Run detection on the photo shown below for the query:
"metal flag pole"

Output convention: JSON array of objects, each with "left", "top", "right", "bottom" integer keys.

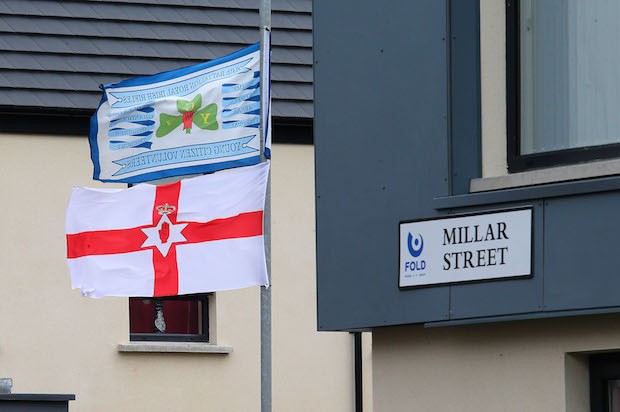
[{"left": 259, "top": 1, "right": 272, "bottom": 411}]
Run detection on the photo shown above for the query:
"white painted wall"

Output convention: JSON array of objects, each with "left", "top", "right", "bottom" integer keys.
[{"left": 0, "top": 134, "right": 359, "bottom": 411}]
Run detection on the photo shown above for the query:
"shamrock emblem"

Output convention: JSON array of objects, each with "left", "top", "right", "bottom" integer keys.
[{"left": 156, "top": 94, "right": 218, "bottom": 137}]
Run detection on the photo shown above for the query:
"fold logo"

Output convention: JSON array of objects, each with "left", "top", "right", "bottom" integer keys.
[
  {"left": 407, "top": 233, "right": 424, "bottom": 258},
  {"left": 404, "top": 233, "right": 426, "bottom": 273}
]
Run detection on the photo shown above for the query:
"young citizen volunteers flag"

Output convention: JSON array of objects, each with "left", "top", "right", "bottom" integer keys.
[
  {"left": 90, "top": 42, "right": 271, "bottom": 184},
  {"left": 66, "top": 162, "right": 269, "bottom": 298}
]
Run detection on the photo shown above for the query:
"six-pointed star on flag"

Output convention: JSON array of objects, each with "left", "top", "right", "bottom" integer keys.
[{"left": 141, "top": 213, "right": 188, "bottom": 257}]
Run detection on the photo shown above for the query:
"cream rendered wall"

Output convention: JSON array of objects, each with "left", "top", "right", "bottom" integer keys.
[
  {"left": 271, "top": 144, "right": 357, "bottom": 412},
  {"left": 480, "top": 0, "right": 508, "bottom": 178},
  {"left": 373, "top": 314, "right": 620, "bottom": 412},
  {"left": 0, "top": 134, "right": 354, "bottom": 411}
]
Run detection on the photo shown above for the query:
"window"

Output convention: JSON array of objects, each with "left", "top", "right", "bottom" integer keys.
[
  {"left": 124, "top": 179, "right": 210, "bottom": 343},
  {"left": 590, "top": 353, "right": 620, "bottom": 412},
  {"left": 507, "top": 0, "right": 620, "bottom": 172},
  {"left": 129, "top": 294, "right": 209, "bottom": 342}
]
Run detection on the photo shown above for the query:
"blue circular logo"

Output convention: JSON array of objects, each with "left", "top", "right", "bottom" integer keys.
[{"left": 407, "top": 233, "right": 424, "bottom": 258}]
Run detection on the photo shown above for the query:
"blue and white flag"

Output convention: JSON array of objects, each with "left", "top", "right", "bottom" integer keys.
[{"left": 89, "top": 42, "right": 271, "bottom": 183}]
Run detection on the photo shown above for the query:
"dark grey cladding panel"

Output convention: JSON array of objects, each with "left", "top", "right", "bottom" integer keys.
[
  {"left": 543, "top": 192, "right": 620, "bottom": 311},
  {"left": 315, "top": 0, "right": 450, "bottom": 330},
  {"left": 0, "top": 0, "right": 313, "bottom": 118}
]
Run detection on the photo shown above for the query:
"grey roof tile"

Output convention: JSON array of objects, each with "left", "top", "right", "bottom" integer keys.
[
  {"left": 0, "top": 17, "right": 12, "bottom": 32},
  {"left": 272, "top": 29, "right": 312, "bottom": 47},
  {"left": 0, "top": 88, "right": 45, "bottom": 107},
  {"left": 36, "top": 54, "right": 103, "bottom": 72},
  {"left": 37, "top": 90, "right": 78, "bottom": 107},
  {"left": 0, "top": 72, "right": 13, "bottom": 87},
  {"left": 59, "top": 39, "right": 97, "bottom": 55},
  {"left": 0, "top": 53, "right": 43, "bottom": 70},
  {"left": 122, "top": 58, "right": 170, "bottom": 74},
  {"left": 92, "top": 21, "right": 130, "bottom": 38},
  {"left": 285, "top": 47, "right": 313, "bottom": 64},
  {"left": 121, "top": 22, "right": 164, "bottom": 40},
  {"left": 146, "top": 7, "right": 191, "bottom": 24},
  {"left": 271, "top": 100, "right": 313, "bottom": 117},
  {"left": 42, "top": 2, "right": 85, "bottom": 18},
  {"left": 71, "top": 20, "right": 106, "bottom": 37},
  {"left": 0, "top": 93, "right": 16, "bottom": 106},
  {"left": 272, "top": 83, "right": 313, "bottom": 100},
  {"left": 35, "top": 72, "right": 77, "bottom": 89},
  {"left": 272, "top": 0, "right": 311, "bottom": 12},
  {"left": 57, "top": 73, "right": 100, "bottom": 91},
  {"left": 176, "top": 43, "right": 243, "bottom": 60},
  {"left": 0, "top": 54, "right": 13, "bottom": 69},
  {"left": 98, "top": 3, "right": 130, "bottom": 20},
  {"left": 52, "top": 0, "right": 311, "bottom": 13},
  {"left": 215, "top": 9, "right": 256, "bottom": 26},
  {"left": 269, "top": 15, "right": 311, "bottom": 31},
  {"left": 272, "top": 65, "right": 310, "bottom": 82},
  {"left": 1, "top": 71, "right": 45, "bottom": 89},
  {"left": 283, "top": 30, "right": 312, "bottom": 47},
  {"left": 177, "top": 8, "right": 232, "bottom": 26},
  {"left": 145, "top": 41, "right": 191, "bottom": 59},
  {"left": 2, "top": 1, "right": 309, "bottom": 28},
  {"left": 0, "top": 0, "right": 313, "bottom": 118},
  {"left": 61, "top": 2, "right": 100, "bottom": 19},
  {"left": 4, "top": 0, "right": 39, "bottom": 15},
  {"left": 272, "top": 47, "right": 312, "bottom": 65},
  {"left": 1, "top": 34, "right": 44, "bottom": 52}
]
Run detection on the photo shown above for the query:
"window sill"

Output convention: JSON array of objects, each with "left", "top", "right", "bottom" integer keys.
[
  {"left": 470, "top": 157, "right": 620, "bottom": 192},
  {"left": 434, "top": 173, "right": 620, "bottom": 210},
  {"left": 117, "top": 342, "right": 233, "bottom": 354}
]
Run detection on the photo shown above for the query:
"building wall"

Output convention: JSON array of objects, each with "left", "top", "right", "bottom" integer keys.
[
  {"left": 372, "top": 315, "right": 620, "bottom": 412},
  {"left": 271, "top": 144, "right": 362, "bottom": 411},
  {"left": 0, "top": 135, "right": 356, "bottom": 411},
  {"left": 368, "top": 1, "right": 616, "bottom": 411},
  {"left": 312, "top": 0, "right": 620, "bottom": 411}
]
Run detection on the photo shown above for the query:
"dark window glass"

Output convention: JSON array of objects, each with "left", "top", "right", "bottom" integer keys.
[
  {"left": 129, "top": 295, "right": 209, "bottom": 342},
  {"left": 590, "top": 353, "right": 620, "bottom": 412}
]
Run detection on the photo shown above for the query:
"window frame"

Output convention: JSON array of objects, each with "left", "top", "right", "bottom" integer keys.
[
  {"left": 129, "top": 294, "right": 210, "bottom": 343},
  {"left": 590, "top": 353, "right": 620, "bottom": 412},
  {"left": 506, "top": 0, "right": 620, "bottom": 173}
]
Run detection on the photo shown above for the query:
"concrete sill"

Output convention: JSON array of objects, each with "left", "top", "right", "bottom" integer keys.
[
  {"left": 470, "top": 157, "right": 620, "bottom": 192},
  {"left": 118, "top": 342, "right": 233, "bottom": 354}
]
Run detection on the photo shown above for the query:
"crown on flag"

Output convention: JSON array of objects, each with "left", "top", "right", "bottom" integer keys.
[{"left": 156, "top": 203, "right": 176, "bottom": 215}]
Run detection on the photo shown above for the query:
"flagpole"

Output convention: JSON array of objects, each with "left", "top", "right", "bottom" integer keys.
[{"left": 259, "top": 1, "right": 272, "bottom": 412}]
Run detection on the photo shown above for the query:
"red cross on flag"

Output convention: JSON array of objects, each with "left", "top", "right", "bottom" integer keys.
[{"left": 66, "top": 162, "right": 269, "bottom": 298}]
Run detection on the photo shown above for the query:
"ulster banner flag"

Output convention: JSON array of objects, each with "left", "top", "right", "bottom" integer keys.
[{"left": 66, "top": 162, "right": 269, "bottom": 298}]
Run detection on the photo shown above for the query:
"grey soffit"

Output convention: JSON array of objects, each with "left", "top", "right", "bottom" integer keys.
[{"left": 0, "top": 0, "right": 313, "bottom": 118}]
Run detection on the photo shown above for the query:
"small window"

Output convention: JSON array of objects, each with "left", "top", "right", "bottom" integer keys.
[
  {"left": 590, "top": 353, "right": 620, "bottom": 412},
  {"left": 507, "top": 0, "right": 620, "bottom": 172},
  {"left": 129, "top": 294, "right": 209, "bottom": 342}
]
